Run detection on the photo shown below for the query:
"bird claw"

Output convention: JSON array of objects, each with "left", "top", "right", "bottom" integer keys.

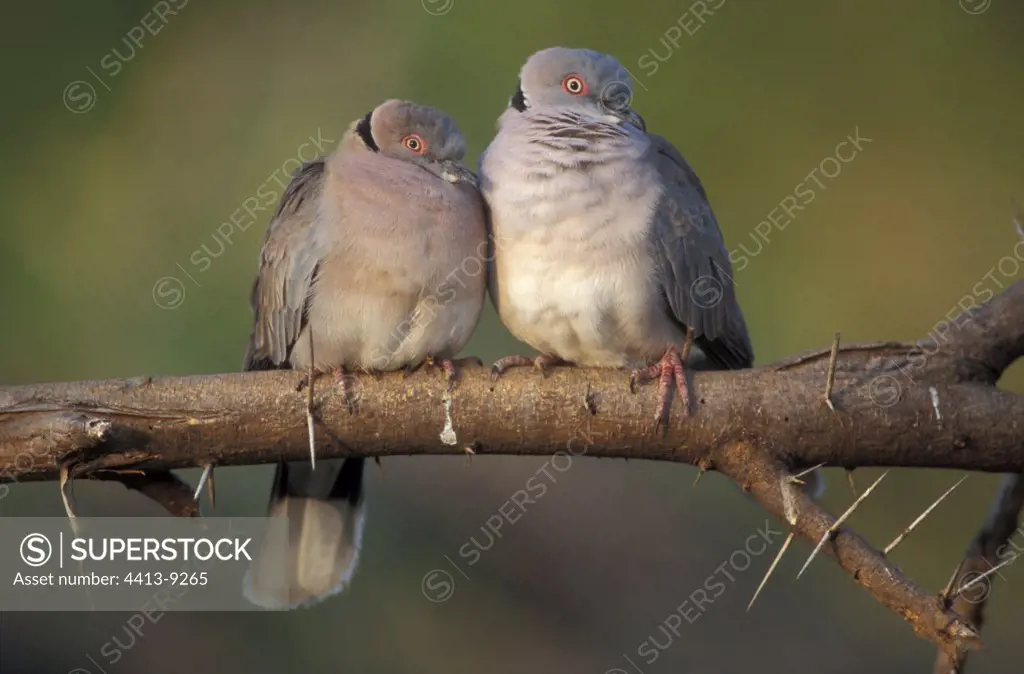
[
  {"left": 490, "top": 355, "right": 563, "bottom": 381},
  {"left": 333, "top": 369, "right": 359, "bottom": 414},
  {"left": 631, "top": 346, "right": 690, "bottom": 432},
  {"left": 628, "top": 363, "right": 660, "bottom": 394},
  {"left": 415, "top": 356, "right": 481, "bottom": 392}
]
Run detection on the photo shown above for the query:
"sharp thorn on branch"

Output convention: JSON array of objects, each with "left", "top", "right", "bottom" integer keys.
[
  {"left": 193, "top": 463, "right": 215, "bottom": 508},
  {"left": 748, "top": 530, "right": 794, "bottom": 611},
  {"left": 59, "top": 462, "right": 82, "bottom": 537},
  {"left": 940, "top": 558, "right": 967, "bottom": 605},
  {"left": 948, "top": 553, "right": 1019, "bottom": 603},
  {"left": 790, "top": 462, "right": 826, "bottom": 484},
  {"left": 693, "top": 457, "right": 711, "bottom": 487},
  {"left": 797, "top": 470, "right": 890, "bottom": 579},
  {"left": 883, "top": 474, "right": 968, "bottom": 555},
  {"left": 824, "top": 331, "right": 840, "bottom": 412}
]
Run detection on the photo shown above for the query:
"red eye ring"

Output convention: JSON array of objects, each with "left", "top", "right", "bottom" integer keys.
[
  {"left": 402, "top": 133, "right": 427, "bottom": 155},
  {"left": 562, "top": 74, "right": 588, "bottom": 96}
]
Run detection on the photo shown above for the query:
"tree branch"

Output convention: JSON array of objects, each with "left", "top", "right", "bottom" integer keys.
[
  {"left": 933, "top": 474, "right": 1024, "bottom": 674},
  {"left": 2, "top": 282, "right": 1021, "bottom": 480},
  {"left": 713, "top": 441, "right": 980, "bottom": 654},
  {"left": 0, "top": 282, "right": 1021, "bottom": 656}
]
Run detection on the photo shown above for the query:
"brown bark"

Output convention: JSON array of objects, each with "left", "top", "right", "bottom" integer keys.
[
  {"left": 933, "top": 474, "right": 1024, "bottom": 673},
  {"left": 0, "top": 281, "right": 1022, "bottom": 658}
]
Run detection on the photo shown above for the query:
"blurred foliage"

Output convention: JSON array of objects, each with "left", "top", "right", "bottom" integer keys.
[{"left": 2, "top": 0, "right": 1024, "bottom": 672}]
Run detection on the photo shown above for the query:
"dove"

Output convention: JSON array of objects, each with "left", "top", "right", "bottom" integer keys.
[
  {"left": 480, "top": 47, "right": 754, "bottom": 431},
  {"left": 240, "top": 99, "right": 487, "bottom": 609}
]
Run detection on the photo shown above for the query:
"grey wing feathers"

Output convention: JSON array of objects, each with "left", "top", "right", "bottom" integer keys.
[
  {"left": 647, "top": 135, "right": 753, "bottom": 369},
  {"left": 243, "top": 159, "right": 327, "bottom": 371}
]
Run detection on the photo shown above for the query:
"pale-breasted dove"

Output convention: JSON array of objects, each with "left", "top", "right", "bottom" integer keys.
[
  {"left": 240, "top": 99, "right": 487, "bottom": 609},
  {"left": 480, "top": 47, "right": 754, "bottom": 425},
  {"left": 482, "top": 47, "right": 825, "bottom": 496}
]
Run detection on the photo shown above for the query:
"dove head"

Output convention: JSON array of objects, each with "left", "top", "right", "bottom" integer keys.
[
  {"left": 511, "top": 47, "right": 644, "bottom": 130},
  {"left": 356, "top": 99, "right": 467, "bottom": 163},
  {"left": 354, "top": 99, "right": 475, "bottom": 185}
]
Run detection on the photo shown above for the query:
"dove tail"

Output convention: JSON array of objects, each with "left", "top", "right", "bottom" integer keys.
[{"left": 243, "top": 458, "right": 365, "bottom": 609}]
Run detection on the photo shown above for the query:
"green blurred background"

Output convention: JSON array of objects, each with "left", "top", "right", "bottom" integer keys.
[{"left": 2, "top": 0, "right": 1024, "bottom": 671}]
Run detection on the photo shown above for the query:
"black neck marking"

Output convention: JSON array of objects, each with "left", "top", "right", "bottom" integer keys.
[
  {"left": 355, "top": 111, "right": 379, "bottom": 151},
  {"left": 510, "top": 82, "right": 527, "bottom": 112}
]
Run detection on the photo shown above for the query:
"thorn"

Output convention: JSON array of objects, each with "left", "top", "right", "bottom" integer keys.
[
  {"left": 193, "top": 463, "right": 216, "bottom": 508},
  {"left": 947, "top": 620, "right": 981, "bottom": 642},
  {"left": 824, "top": 331, "right": 840, "bottom": 411},
  {"left": 940, "top": 558, "right": 967, "bottom": 604},
  {"left": 748, "top": 531, "right": 794, "bottom": 611},
  {"left": 693, "top": 457, "right": 711, "bottom": 487},
  {"left": 797, "top": 470, "right": 889, "bottom": 579},
  {"left": 790, "top": 462, "right": 825, "bottom": 485},
  {"left": 949, "top": 553, "right": 1018, "bottom": 602},
  {"left": 374, "top": 456, "right": 384, "bottom": 477},
  {"left": 306, "top": 408, "right": 316, "bottom": 470},
  {"left": 59, "top": 463, "right": 82, "bottom": 537},
  {"left": 846, "top": 469, "right": 858, "bottom": 496},
  {"left": 883, "top": 475, "right": 968, "bottom": 555}
]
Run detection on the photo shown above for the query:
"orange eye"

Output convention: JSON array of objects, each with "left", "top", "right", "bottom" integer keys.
[
  {"left": 403, "top": 133, "right": 427, "bottom": 155},
  {"left": 562, "top": 74, "right": 588, "bottom": 96}
]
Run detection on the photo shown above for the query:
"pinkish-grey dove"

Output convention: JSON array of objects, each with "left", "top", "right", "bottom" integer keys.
[
  {"left": 480, "top": 47, "right": 754, "bottom": 428},
  {"left": 482, "top": 47, "right": 825, "bottom": 497},
  {"left": 241, "top": 99, "right": 487, "bottom": 609}
]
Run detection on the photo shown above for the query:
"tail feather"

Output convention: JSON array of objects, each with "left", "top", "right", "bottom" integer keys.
[{"left": 244, "top": 458, "right": 365, "bottom": 609}]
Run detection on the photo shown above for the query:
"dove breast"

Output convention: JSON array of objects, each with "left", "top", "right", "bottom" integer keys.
[{"left": 482, "top": 111, "right": 676, "bottom": 368}]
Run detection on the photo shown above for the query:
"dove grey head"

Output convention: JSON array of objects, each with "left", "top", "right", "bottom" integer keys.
[
  {"left": 512, "top": 47, "right": 644, "bottom": 130},
  {"left": 355, "top": 99, "right": 475, "bottom": 184}
]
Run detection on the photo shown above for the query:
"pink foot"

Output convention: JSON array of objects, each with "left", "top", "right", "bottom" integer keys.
[
  {"left": 490, "top": 354, "right": 565, "bottom": 381},
  {"left": 629, "top": 346, "right": 690, "bottom": 430},
  {"left": 428, "top": 356, "right": 483, "bottom": 392},
  {"left": 331, "top": 367, "right": 359, "bottom": 413}
]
